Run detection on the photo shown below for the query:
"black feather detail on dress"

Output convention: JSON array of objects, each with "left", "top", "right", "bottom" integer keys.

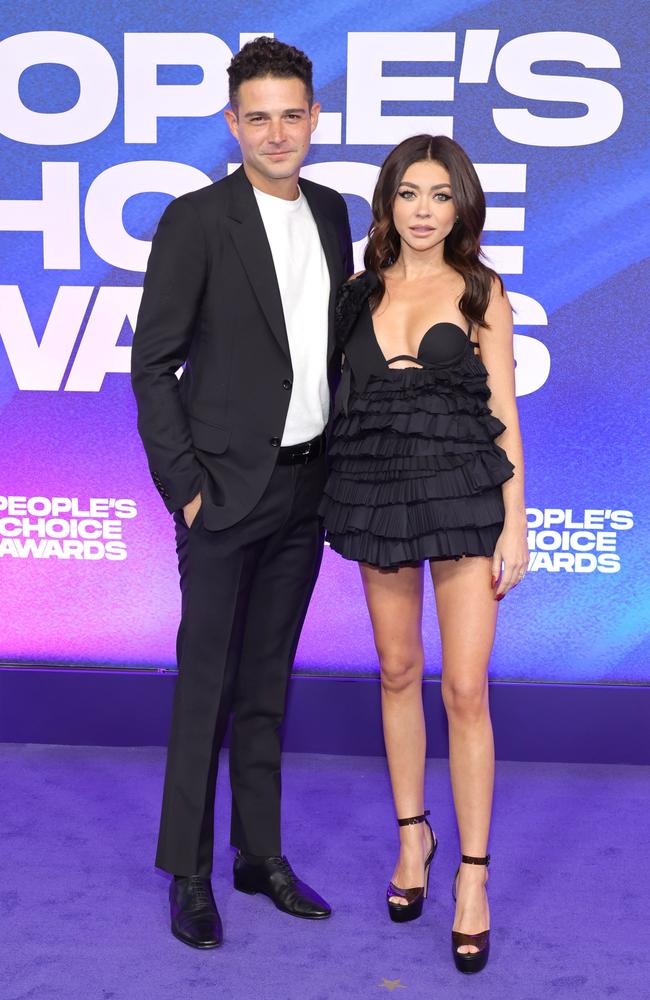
[{"left": 335, "top": 270, "right": 378, "bottom": 348}]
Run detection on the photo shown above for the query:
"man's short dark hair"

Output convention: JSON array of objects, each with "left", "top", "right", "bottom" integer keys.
[{"left": 227, "top": 37, "right": 314, "bottom": 109}]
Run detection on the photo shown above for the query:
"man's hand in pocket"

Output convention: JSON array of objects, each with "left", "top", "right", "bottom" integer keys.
[{"left": 183, "top": 492, "right": 202, "bottom": 529}]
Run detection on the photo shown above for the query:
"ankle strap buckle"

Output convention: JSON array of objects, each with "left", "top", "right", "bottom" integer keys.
[{"left": 397, "top": 809, "right": 430, "bottom": 827}]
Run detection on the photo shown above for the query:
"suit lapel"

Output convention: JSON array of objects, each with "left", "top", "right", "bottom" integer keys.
[
  {"left": 226, "top": 167, "right": 290, "bottom": 358},
  {"left": 301, "top": 182, "right": 341, "bottom": 363},
  {"left": 225, "top": 166, "right": 343, "bottom": 364}
]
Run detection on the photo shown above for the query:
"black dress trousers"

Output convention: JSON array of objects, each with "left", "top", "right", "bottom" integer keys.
[{"left": 155, "top": 454, "right": 327, "bottom": 877}]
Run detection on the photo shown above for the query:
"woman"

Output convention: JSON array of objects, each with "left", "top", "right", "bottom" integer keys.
[{"left": 319, "top": 135, "right": 528, "bottom": 974}]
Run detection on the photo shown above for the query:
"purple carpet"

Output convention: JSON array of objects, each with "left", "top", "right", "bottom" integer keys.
[{"left": 1, "top": 745, "right": 647, "bottom": 1000}]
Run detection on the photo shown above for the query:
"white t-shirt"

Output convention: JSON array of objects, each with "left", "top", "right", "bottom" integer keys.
[{"left": 253, "top": 185, "right": 330, "bottom": 446}]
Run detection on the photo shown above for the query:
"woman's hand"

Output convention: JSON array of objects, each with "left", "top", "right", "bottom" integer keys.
[{"left": 491, "top": 516, "right": 529, "bottom": 600}]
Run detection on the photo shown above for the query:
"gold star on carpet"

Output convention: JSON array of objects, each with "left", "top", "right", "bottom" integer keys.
[{"left": 378, "top": 980, "right": 406, "bottom": 992}]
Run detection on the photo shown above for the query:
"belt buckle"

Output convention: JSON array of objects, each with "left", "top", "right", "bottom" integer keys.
[{"left": 298, "top": 441, "right": 313, "bottom": 464}]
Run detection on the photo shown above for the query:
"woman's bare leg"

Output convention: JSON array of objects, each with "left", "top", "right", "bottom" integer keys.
[
  {"left": 360, "top": 562, "right": 433, "bottom": 903},
  {"left": 430, "top": 555, "right": 497, "bottom": 952}
]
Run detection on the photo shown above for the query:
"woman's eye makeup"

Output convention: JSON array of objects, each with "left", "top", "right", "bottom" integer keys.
[{"left": 396, "top": 189, "right": 453, "bottom": 201}]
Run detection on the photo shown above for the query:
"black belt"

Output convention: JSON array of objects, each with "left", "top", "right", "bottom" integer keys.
[{"left": 276, "top": 432, "right": 326, "bottom": 465}]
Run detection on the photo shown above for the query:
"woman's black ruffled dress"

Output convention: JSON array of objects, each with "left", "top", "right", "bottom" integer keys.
[{"left": 319, "top": 270, "right": 515, "bottom": 569}]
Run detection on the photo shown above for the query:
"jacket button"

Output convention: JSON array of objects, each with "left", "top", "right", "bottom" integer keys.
[
  {"left": 282, "top": 379, "right": 292, "bottom": 390},
  {"left": 270, "top": 437, "right": 280, "bottom": 447}
]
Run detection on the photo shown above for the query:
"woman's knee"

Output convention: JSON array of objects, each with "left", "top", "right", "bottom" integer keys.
[
  {"left": 441, "top": 675, "right": 488, "bottom": 721},
  {"left": 379, "top": 648, "right": 423, "bottom": 695}
]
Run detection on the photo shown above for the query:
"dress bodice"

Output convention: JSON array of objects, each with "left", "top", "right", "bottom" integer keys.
[{"left": 334, "top": 270, "right": 479, "bottom": 414}]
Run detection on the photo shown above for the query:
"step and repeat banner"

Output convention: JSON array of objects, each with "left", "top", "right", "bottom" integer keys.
[{"left": 1, "top": 1, "right": 648, "bottom": 681}]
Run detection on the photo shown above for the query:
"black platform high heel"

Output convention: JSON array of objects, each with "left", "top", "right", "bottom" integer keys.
[
  {"left": 451, "top": 854, "right": 490, "bottom": 974},
  {"left": 386, "top": 810, "right": 437, "bottom": 923}
]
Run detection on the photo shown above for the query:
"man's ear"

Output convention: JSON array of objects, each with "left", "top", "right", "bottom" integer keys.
[
  {"left": 310, "top": 101, "right": 321, "bottom": 135},
  {"left": 224, "top": 107, "right": 239, "bottom": 140}
]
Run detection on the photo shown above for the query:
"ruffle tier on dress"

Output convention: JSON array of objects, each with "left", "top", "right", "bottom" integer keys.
[{"left": 320, "top": 356, "right": 515, "bottom": 569}]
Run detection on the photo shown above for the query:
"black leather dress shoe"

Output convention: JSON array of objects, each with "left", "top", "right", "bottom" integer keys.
[
  {"left": 233, "top": 854, "right": 331, "bottom": 919},
  {"left": 170, "top": 875, "right": 223, "bottom": 949}
]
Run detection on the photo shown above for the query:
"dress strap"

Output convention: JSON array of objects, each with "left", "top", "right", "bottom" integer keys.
[{"left": 466, "top": 322, "right": 480, "bottom": 350}]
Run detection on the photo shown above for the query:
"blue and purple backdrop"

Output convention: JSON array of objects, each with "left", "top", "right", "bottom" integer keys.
[{"left": 1, "top": 1, "right": 648, "bottom": 684}]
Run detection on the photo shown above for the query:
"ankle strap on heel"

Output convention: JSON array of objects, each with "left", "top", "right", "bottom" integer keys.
[
  {"left": 397, "top": 810, "right": 430, "bottom": 827},
  {"left": 452, "top": 854, "right": 490, "bottom": 903},
  {"left": 460, "top": 854, "right": 490, "bottom": 866}
]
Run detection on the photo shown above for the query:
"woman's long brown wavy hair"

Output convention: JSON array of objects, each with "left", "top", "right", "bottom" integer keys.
[{"left": 364, "top": 134, "right": 503, "bottom": 327}]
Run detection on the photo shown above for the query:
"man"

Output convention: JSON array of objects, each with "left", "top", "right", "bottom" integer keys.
[{"left": 131, "top": 37, "right": 353, "bottom": 949}]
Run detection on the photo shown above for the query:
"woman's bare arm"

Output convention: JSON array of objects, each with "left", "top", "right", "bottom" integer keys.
[{"left": 478, "top": 278, "right": 529, "bottom": 597}]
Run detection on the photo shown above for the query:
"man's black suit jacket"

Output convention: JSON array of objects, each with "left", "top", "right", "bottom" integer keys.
[{"left": 131, "top": 165, "right": 353, "bottom": 531}]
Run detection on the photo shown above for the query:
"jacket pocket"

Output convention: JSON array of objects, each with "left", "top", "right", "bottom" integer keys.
[{"left": 188, "top": 414, "right": 230, "bottom": 454}]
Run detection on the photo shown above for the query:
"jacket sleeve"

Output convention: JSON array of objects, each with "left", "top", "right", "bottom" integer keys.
[{"left": 131, "top": 196, "right": 207, "bottom": 513}]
